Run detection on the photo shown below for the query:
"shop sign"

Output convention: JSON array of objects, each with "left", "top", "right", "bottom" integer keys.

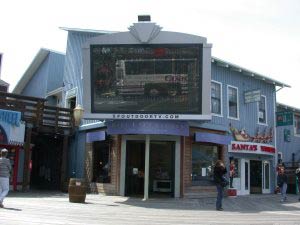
[
  {"left": 229, "top": 141, "right": 275, "bottom": 155},
  {"left": 244, "top": 89, "right": 261, "bottom": 104},
  {"left": 276, "top": 111, "right": 293, "bottom": 126}
]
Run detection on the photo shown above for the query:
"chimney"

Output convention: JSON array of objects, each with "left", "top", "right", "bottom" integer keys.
[{"left": 138, "top": 15, "right": 151, "bottom": 22}]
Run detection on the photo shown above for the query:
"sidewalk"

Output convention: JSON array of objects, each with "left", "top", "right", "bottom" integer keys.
[{"left": 1, "top": 191, "right": 300, "bottom": 225}]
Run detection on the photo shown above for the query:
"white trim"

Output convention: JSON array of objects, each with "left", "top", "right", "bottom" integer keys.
[
  {"left": 294, "top": 113, "right": 300, "bottom": 136},
  {"left": 211, "top": 80, "right": 223, "bottom": 117},
  {"left": 257, "top": 95, "right": 267, "bottom": 125},
  {"left": 84, "top": 113, "right": 211, "bottom": 121},
  {"left": 46, "top": 87, "right": 64, "bottom": 97},
  {"left": 65, "top": 87, "right": 78, "bottom": 108},
  {"left": 262, "top": 160, "right": 271, "bottom": 194},
  {"left": 227, "top": 85, "right": 239, "bottom": 120}
]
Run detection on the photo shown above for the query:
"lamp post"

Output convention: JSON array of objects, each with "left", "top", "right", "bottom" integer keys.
[{"left": 72, "top": 104, "right": 84, "bottom": 178}]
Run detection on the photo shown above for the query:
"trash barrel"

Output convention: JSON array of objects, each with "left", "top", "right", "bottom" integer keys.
[
  {"left": 68, "top": 178, "right": 87, "bottom": 203},
  {"left": 227, "top": 188, "right": 237, "bottom": 197}
]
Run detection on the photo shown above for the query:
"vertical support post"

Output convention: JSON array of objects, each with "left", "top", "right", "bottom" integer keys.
[
  {"left": 22, "top": 125, "right": 32, "bottom": 191},
  {"left": 60, "top": 135, "right": 69, "bottom": 191},
  {"left": 13, "top": 147, "right": 20, "bottom": 191},
  {"left": 143, "top": 135, "right": 150, "bottom": 200}
]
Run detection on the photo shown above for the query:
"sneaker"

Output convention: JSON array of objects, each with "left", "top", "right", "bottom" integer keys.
[{"left": 216, "top": 208, "right": 224, "bottom": 211}]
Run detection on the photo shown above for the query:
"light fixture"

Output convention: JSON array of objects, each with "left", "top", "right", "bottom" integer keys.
[{"left": 73, "top": 104, "right": 84, "bottom": 126}]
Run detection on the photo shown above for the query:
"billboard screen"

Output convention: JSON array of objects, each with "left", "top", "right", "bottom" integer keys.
[{"left": 90, "top": 44, "right": 206, "bottom": 119}]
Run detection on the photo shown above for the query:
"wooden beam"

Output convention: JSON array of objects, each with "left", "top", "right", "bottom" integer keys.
[
  {"left": 60, "top": 135, "right": 69, "bottom": 191},
  {"left": 22, "top": 126, "right": 32, "bottom": 191}
]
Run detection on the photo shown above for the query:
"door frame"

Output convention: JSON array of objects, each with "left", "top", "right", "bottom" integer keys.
[
  {"left": 262, "top": 160, "right": 271, "bottom": 194},
  {"left": 120, "top": 135, "right": 181, "bottom": 199},
  {"left": 239, "top": 158, "right": 250, "bottom": 195}
]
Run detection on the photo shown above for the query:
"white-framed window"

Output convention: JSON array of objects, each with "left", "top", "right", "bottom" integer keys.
[
  {"left": 294, "top": 114, "right": 300, "bottom": 136},
  {"left": 211, "top": 80, "right": 222, "bottom": 116},
  {"left": 258, "top": 95, "right": 267, "bottom": 124},
  {"left": 227, "top": 85, "right": 239, "bottom": 119}
]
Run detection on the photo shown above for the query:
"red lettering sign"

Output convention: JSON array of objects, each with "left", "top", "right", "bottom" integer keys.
[{"left": 261, "top": 146, "right": 275, "bottom": 153}]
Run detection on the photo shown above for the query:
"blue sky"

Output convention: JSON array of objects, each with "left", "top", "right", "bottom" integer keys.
[{"left": 0, "top": 0, "right": 299, "bottom": 107}]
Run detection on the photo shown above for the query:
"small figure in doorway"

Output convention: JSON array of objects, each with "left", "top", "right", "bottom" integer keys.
[{"left": 229, "top": 160, "right": 235, "bottom": 188}]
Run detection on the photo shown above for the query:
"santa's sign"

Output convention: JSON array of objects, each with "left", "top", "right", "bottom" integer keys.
[{"left": 229, "top": 141, "right": 275, "bottom": 155}]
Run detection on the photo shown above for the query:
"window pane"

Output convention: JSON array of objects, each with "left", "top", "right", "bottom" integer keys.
[
  {"left": 228, "top": 87, "right": 238, "bottom": 118},
  {"left": 295, "top": 115, "right": 300, "bottom": 135},
  {"left": 93, "top": 141, "right": 111, "bottom": 183},
  {"left": 259, "top": 96, "right": 266, "bottom": 123},
  {"left": 192, "top": 145, "right": 218, "bottom": 185},
  {"left": 211, "top": 82, "right": 221, "bottom": 114}
]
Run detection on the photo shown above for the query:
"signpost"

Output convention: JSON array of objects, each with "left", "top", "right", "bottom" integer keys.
[{"left": 244, "top": 90, "right": 261, "bottom": 104}]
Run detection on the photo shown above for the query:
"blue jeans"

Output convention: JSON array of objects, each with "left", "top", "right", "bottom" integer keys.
[
  {"left": 280, "top": 183, "right": 287, "bottom": 201},
  {"left": 216, "top": 184, "right": 224, "bottom": 209}
]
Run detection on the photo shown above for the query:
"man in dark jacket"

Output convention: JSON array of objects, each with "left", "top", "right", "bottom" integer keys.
[
  {"left": 214, "top": 160, "right": 227, "bottom": 211},
  {"left": 0, "top": 148, "right": 12, "bottom": 208},
  {"left": 277, "top": 167, "right": 288, "bottom": 202}
]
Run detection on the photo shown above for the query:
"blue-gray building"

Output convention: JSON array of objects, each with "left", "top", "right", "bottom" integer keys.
[{"left": 13, "top": 17, "right": 290, "bottom": 197}]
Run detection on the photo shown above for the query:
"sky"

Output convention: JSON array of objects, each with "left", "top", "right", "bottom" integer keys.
[{"left": 0, "top": 0, "right": 299, "bottom": 107}]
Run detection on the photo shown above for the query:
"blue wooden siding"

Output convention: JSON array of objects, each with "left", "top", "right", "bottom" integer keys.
[
  {"left": 63, "top": 32, "right": 101, "bottom": 105},
  {"left": 21, "top": 55, "right": 49, "bottom": 97},
  {"left": 276, "top": 122, "right": 300, "bottom": 163},
  {"left": 211, "top": 63, "right": 276, "bottom": 141},
  {"left": 46, "top": 52, "right": 65, "bottom": 93}
]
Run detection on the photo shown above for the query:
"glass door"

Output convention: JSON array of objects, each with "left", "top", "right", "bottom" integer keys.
[
  {"left": 243, "top": 159, "right": 250, "bottom": 195},
  {"left": 262, "top": 161, "right": 270, "bottom": 193}
]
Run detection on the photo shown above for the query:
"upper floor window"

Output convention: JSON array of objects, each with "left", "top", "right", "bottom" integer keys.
[
  {"left": 294, "top": 114, "right": 300, "bottom": 136},
  {"left": 258, "top": 95, "right": 267, "bottom": 124},
  {"left": 211, "top": 81, "right": 222, "bottom": 116},
  {"left": 227, "top": 85, "right": 239, "bottom": 119}
]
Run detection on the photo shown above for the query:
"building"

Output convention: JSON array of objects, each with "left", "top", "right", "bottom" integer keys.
[{"left": 14, "top": 16, "right": 290, "bottom": 197}]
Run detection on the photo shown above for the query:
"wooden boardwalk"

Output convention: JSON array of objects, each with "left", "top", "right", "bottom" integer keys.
[{"left": 1, "top": 192, "right": 300, "bottom": 225}]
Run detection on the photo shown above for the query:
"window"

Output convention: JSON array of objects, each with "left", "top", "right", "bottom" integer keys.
[
  {"left": 227, "top": 86, "right": 239, "bottom": 119},
  {"left": 258, "top": 95, "right": 267, "bottom": 124},
  {"left": 211, "top": 81, "right": 222, "bottom": 116},
  {"left": 92, "top": 141, "right": 111, "bottom": 183},
  {"left": 294, "top": 114, "right": 300, "bottom": 135},
  {"left": 191, "top": 145, "right": 218, "bottom": 185}
]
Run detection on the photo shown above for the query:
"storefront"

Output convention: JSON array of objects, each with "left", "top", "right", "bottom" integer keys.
[
  {"left": 228, "top": 141, "right": 276, "bottom": 195},
  {"left": 0, "top": 109, "right": 25, "bottom": 191}
]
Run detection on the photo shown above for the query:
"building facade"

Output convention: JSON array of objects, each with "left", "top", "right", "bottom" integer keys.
[{"left": 14, "top": 17, "right": 290, "bottom": 197}]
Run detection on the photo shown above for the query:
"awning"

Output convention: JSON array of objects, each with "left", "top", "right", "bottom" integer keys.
[
  {"left": 195, "top": 132, "right": 232, "bottom": 145},
  {"left": 106, "top": 120, "right": 189, "bottom": 136},
  {"left": 86, "top": 130, "right": 106, "bottom": 143}
]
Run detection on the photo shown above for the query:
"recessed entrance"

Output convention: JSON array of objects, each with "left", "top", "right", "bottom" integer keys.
[
  {"left": 149, "top": 141, "right": 175, "bottom": 197},
  {"left": 250, "top": 160, "right": 262, "bottom": 194},
  {"left": 125, "top": 140, "right": 145, "bottom": 197}
]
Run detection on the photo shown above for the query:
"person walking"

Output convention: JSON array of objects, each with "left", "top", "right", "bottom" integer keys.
[
  {"left": 277, "top": 167, "right": 288, "bottom": 202},
  {"left": 0, "top": 148, "right": 12, "bottom": 208},
  {"left": 296, "top": 165, "right": 300, "bottom": 201},
  {"left": 213, "top": 160, "right": 227, "bottom": 211}
]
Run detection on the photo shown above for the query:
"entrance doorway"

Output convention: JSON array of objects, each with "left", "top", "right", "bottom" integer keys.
[
  {"left": 250, "top": 160, "right": 262, "bottom": 194},
  {"left": 30, "top": 134, "right": 63, "bottom": 190},
  {"left": 125, "top": 140, "right": 145, "bottom": 196},
  {"left": 149, "top": 141, "right": 175, "bottom": 197}
]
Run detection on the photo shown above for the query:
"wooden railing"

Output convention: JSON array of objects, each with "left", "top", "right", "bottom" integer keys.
[{"left": 0, "top": 92, "right": 74, "bottom": 134}]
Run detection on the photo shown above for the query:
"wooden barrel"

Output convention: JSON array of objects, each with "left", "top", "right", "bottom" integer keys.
[
  {"left": 227, "top": 188, "right": 237, "bottom": 197},
  {"left": 68, "top": 178, "right": 87, "bottom": 203}
]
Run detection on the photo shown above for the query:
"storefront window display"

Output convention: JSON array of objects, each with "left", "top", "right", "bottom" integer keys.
[{"left": 192, "top": 145, "right": 218, "bottom": 185}]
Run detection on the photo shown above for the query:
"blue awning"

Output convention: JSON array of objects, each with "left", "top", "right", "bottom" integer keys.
[
  {"left": 0, "top": 109, "right": 21, "bottom": 126},
  {"left": 86, "top": 130, "right": 106, "bottom": 143},
  {"left": 106, "top": 120, "right": 189, "bottom": 136},
  {"left": 195, "top": 132, "right": 232, "bottom": 145}
]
